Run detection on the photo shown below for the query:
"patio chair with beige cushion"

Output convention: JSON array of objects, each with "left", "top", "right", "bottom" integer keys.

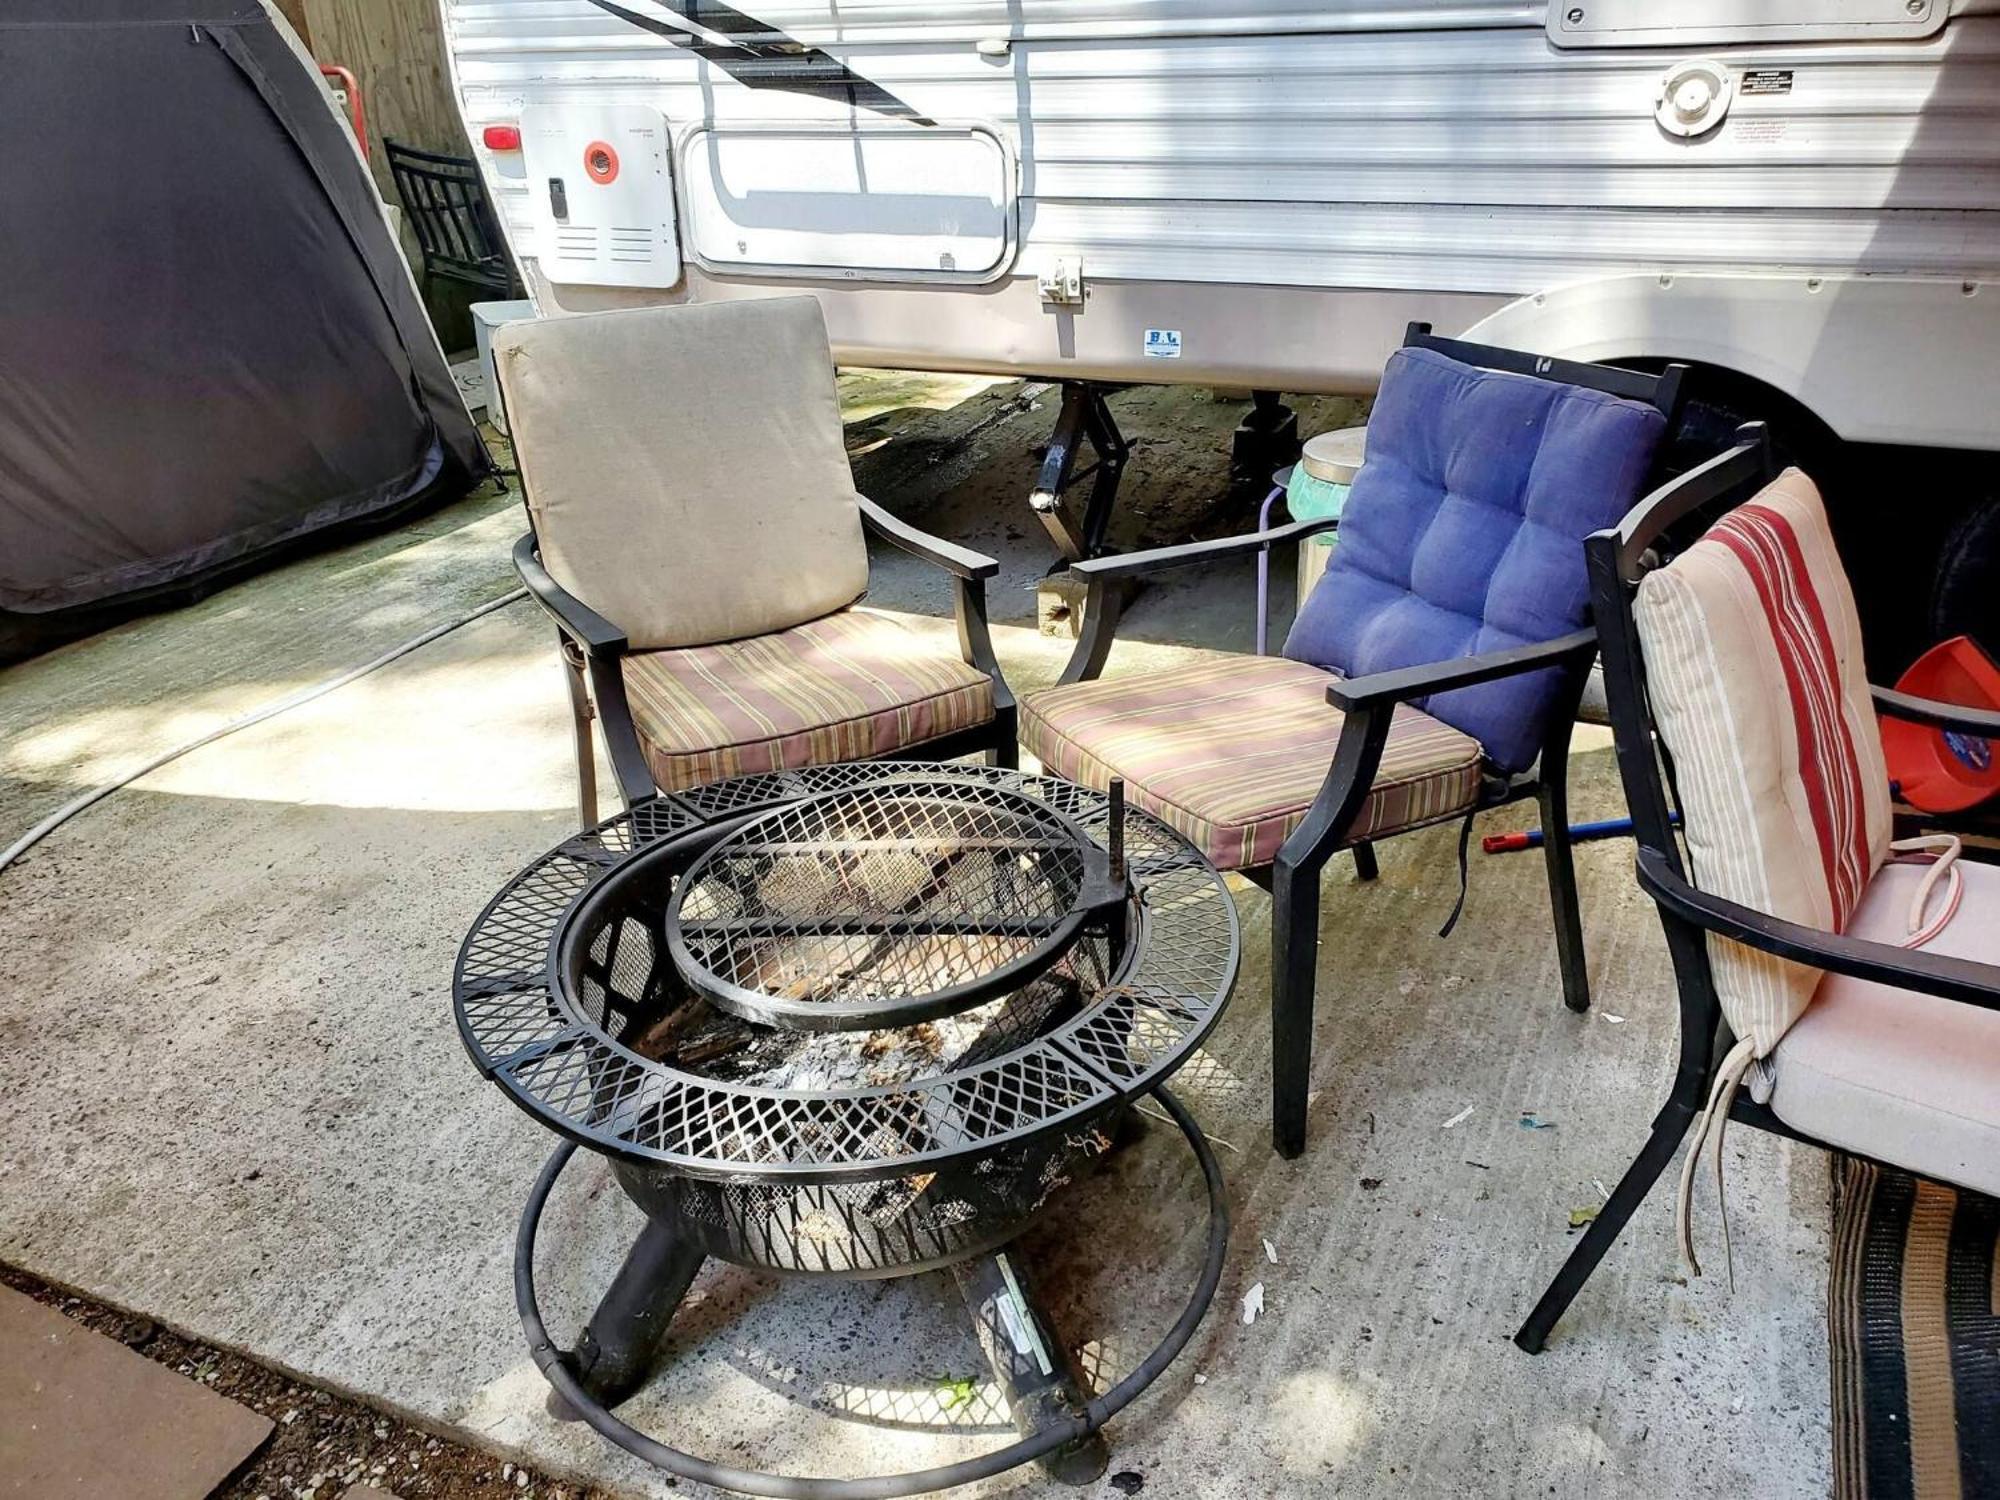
[
  {"left": 1514, "top": 426, "right": 2000, "bottom": 1352},
  {"left": 1023, "top": 324, "right": 1686, "bottom": 1158},
  {"left": 494, "top": 298, "right": 1015, "bottom": 825}
]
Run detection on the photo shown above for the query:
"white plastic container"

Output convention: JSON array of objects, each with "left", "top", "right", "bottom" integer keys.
[{"left": 472, "top": 299, "right": 537, "bottom": 433}]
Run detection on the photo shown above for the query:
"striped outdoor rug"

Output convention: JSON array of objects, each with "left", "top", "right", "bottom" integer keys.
[{"left": 1831, "top": 1157, "right": 2000, "bottom": 1500}]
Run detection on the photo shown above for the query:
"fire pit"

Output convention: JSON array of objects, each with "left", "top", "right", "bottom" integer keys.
[{"left": 454, "top": 762, "right": 1237, "bottom": 1497}]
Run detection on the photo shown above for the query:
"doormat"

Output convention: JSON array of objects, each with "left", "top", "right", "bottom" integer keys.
[{"left": 1830, "top": 1157, "right": 1999, "bottom": 1499}]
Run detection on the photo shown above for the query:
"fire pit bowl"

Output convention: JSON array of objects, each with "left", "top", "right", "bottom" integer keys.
[{"left": 453, "top": 762, "right": 1238, "bottom": 1496}]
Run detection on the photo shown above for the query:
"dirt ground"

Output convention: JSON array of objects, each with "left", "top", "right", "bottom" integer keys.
[
  {"left": 1, "top": 1264, "right": 614, "bottom": 1500},
  {"left": 839, "top": 374, "right": 1371, "bottom": 565}
]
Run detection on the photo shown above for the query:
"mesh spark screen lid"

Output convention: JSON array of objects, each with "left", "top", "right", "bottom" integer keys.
[{"left": 453, "top": 763, "right": 1238, "bottom": 1182}]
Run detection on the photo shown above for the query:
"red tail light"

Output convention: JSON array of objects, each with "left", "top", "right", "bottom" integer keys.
[{"left": 483, "top": 124, "right": 522, "bottom": 151}]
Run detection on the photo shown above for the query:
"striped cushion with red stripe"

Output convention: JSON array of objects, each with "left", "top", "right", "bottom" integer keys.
[{"left": 1633, "top": 468, "right": 1890, "bottom": 1055}]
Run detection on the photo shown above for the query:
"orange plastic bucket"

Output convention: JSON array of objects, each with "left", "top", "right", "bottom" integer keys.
[{"left": 1881, "top": 635, "right": 2000, "bottom": 812}]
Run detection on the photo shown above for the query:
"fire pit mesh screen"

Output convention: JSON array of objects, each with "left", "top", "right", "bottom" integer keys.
[
  {"left": 453, "top": 765, "right": 1237, "bottom": 1197},
  {"left": 671, "top": 763, "right": 890, "bottom": 819},
  {"left": 669, "top": 779, "right": 1097, "bottom": 1032}
]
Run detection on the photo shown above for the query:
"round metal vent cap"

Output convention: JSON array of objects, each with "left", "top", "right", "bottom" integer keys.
[{"left": 1655, "top": 58, "right": 1734, "bottom": 138}]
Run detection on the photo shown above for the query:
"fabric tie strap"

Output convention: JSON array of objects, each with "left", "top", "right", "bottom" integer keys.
[
  {"left": 1887, "top": 833, "right": 1962, "bottom": 946},
  {"left": 1675, "top": 1035, "right": 1759, "bottom": 1286},
  {"left": 1437, "top": 810, "right": 1477, "bottom": 939}
]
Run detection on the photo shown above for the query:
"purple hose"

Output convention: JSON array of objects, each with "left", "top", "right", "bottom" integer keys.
[{"left": 1254, "top": 483, "right": 1284, "bottom": 656}]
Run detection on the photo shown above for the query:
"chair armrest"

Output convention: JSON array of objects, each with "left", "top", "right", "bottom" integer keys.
[
  {"left": 512, "top": 533, "right": 626, "bottom": 656},
  {"left": 857, "top": 495, "right": 998, "bottom": 580},
  {"left": 1636, "top": 847, "right": 2000, "bottom": 1013},
  {"left": 1872, "top": 684, "right": 2000, "bottom": 739},
  {"left": 1326, "top": 628, "right": 1597, "bottom": 712},
  {"left": 1053, "top": 517, "right": 1343, "bottom": 683},
  {"left": 1071, "top": 516, "right": 1341, "bottom": 581}
]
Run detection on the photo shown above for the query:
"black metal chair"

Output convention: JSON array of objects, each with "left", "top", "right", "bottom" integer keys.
[
  {"left": 384, "top": 139, "right": 516, "bottom": 300},
  {"left": 512, "top": 522, "right": 1016, "bottom": 828},
  {"left": 1515, "top": 426, "right": 2000, "bottom": 1351},
  {"left": 494, "top": 297, "right": 1016, "bottom": 829},
  {"left": 1023, "top": 324, "right": 1687, "bottom": 1158}
]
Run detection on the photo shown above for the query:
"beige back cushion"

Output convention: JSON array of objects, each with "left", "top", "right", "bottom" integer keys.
[
  {"left": 1632, "top": 469, "right": 1890, "bottom": 1056},
  {"left": 495, "top": 298, "right": 869, "bottom": 649}
]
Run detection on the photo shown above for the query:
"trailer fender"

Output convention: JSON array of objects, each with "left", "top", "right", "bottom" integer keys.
[{"left": 1462, "top": 273, "right": 2000, "bottom": 454}]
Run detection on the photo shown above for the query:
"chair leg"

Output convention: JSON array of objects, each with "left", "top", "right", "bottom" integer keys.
[
  {"left": 1536, "top": 780, "right": 1590, "bottom": 1013},
  {"left": 991, "top": 730, "right": 1019, "bottom": 771},
  {"left": 1267, "top": 702, "right": 1391, "bottom": 1160},
  {"left": 1270, "top": 855, "right": 1324, "bottom": 1160},
  {"left": 1512, "top": 1093, "right": 1702, "bottom": 1352},
  {"left": 1352, "top": 841, "right": 1379, "bottom": 881},
  {"left": 559, "top": 638, "right": 599, "bottom": 831}
]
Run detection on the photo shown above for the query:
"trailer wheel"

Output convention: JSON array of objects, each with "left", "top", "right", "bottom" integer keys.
[
  {"left": 1930, "top": 493, "right": 2000, "bottom": 664},
  {"left": 1644, "top": 362, "right": 1840, "bottom": 479},
  {"left": 1615, "top": 359, "right": 1996, "bottom": 674}
]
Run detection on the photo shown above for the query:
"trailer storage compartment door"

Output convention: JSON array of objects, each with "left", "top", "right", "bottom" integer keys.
[
  {"left": 679, "top": 126, "right": 1015, "bottom": 282},
  {"left": 519, "top": 103, "right": 681, "bottom": 290},
  {"left": 1550, "top": 0, "right": 1944, "bottom": 45}
]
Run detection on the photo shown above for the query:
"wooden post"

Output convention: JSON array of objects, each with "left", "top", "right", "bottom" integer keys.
[
  {"left": 300, "top": 0, "right": 471, "bottom": 196},
  {"left": 298, "top": 0, "right": 480, "bottom": 346},
  {"left": 269, "top": 0, "right": 312, "bottom": 47}
]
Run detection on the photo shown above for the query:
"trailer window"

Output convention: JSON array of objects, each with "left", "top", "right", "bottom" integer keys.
[{"left": 679, "top": 126, "right": 1014, "bottom": 282}]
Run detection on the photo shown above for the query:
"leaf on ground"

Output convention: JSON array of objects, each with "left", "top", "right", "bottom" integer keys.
[
  {"left": 1568, "top": 1205, "right": 1602, "bottom": 1228},
  {"left": 936, "top": 1377, "right": 978, "bottom": 1412}
]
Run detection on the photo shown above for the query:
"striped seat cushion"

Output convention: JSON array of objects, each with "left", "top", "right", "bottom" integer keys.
[
  {"left": 621, "top": 607, "right": 995, "bottom": 792},
  {"left": 1021, "top": 655, "right": 1483, "bottom": 871},
  {"left": 1634, "top": 468, "right": 1890, "bottom": 1056}
]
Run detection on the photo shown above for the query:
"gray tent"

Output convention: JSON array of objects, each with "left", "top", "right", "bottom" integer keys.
[{"left": 0, "top": 0, "right": 488, "bottom": 660}]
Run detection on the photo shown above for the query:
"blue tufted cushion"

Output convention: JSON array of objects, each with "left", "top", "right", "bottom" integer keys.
[{"left": 1282, "top": 346, "right": 1665, "bottom": 772}]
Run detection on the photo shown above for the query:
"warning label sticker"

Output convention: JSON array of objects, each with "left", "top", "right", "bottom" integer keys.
[
  {"left": 1740, "top": 69, "right": 1795, "bottom": 96},
  {"left": 1733, "top": 120, "right": 1790, "bottom": 144}
]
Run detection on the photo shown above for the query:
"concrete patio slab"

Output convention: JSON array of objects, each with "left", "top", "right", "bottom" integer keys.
[
  {"left": 0, "top": 1283, "right": 272, "bottom": 1498},
  {"left": 0, "top": 485, "right": 523, "bottom": 846},
  {"left": 0, "top": 379, "right": 1831, "bottom": 1499}
]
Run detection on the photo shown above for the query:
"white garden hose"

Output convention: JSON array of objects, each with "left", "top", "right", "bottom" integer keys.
[{"left": 0, "top": 587, "right": 528, "bottom": 878}]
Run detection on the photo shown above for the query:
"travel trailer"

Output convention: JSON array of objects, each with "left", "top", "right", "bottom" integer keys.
[{"left": 441, "top": 1, "right": 2000, "bottom": 650}]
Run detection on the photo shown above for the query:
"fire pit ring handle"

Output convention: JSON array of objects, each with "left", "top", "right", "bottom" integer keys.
[
  {"left": 663, "top": 777, "right": 1127, "bottom": 1034},
  {"left": 513, "top": 1086, "right": 1229, "bottom": 1499}
]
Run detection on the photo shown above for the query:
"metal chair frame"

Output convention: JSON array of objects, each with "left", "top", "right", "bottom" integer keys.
[
  {"left": 1513, "top": 425, "right": 2000, "bottom": 1351},
  {"left": 1052, "top": 322, "right": 1688, "bottom": 1158},
  {"left": 384, "top": 138, "right": 516, "bottom": 299}
]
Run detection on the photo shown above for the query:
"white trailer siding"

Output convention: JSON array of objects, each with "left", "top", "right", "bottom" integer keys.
[
  {"left": 441, "top": 1, "right": 2000, "bottom": 436},
  {"left": 447, "top": 2, "right": 2000, "bottom": 292}
]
